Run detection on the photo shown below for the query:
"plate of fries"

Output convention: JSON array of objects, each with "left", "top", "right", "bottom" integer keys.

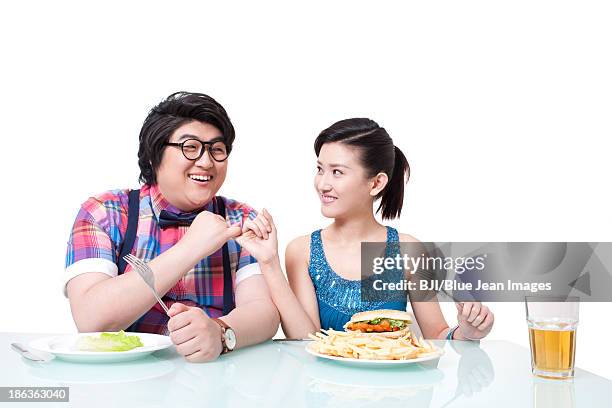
[{"left": 306, "top": 329, "right": 443, "bottom": 366}]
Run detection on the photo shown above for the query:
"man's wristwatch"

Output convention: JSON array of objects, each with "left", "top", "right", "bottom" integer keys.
[{"left": 212, "top": 318, "right": 237, "bottom": 354}]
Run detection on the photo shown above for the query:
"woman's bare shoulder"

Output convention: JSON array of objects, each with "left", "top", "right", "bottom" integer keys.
[{"left": 285, "top": 234, "right": 311, "bottom": 263}]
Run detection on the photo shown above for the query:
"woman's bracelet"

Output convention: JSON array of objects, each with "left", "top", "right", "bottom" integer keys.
[
  {"left": 447, "top": 324, "right": 481, "bottom": 341},
  {"left": 446, "top": 324, "right": 460, "bottom": 340}
]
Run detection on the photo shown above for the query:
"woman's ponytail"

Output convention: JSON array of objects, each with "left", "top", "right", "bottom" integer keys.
[{"left": 377, "top": 146, "right": 410, "bottom": 220}]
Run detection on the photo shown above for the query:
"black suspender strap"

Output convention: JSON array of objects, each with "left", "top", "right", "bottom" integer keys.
[
  {"left": 118, "top": 189, "right": 141, "bottom": 274},
  {"left": 215, "top": 197, "right": 235, "bottom": 315},
  {"left": 117, "top": 190, "right": 235, "bottom": 315}
]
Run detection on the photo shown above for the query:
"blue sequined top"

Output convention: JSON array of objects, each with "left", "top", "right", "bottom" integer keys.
[{"left": 308, "top": 226, "right": 408, "bottom": 331}]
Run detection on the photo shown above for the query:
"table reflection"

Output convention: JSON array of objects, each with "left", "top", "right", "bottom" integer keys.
[
  {"left": 23, "top": 353, "right": 178, "bottom": 407},
  {"left": 276, "top": 342, "right": 445, "bottom": 407},
  {"left": 162, "top": 340, "right": 288, "bottom": 406},
  {"left": 24, "top": 354, "right": 176, "bottom": 384},
  {"left": 304, "top": 362, "right": 441, "bottom": 407},
  {"left": 533, "top": 377, "right": 575, "bottom": 408},
  {"left": 450, "top": 340, "right": 495, "bottom": 397},
  {"left": 16, "top": 339, "right": 499, "bottom": 407}
]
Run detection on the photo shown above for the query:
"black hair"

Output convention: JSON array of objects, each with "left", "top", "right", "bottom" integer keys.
[
  {"left": 138, "top": 92, "right": 235, "bottom": 185},
  {"left": 314, "top": 118, "right": 410, "bottom": 220}
]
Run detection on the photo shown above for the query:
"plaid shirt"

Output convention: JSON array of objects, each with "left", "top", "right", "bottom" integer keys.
[{"left": 65, "top": 184, "right": 258, "bottom": 334}]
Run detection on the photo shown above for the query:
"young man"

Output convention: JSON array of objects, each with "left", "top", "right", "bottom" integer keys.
[{"left": 65, "top": 92, "right": 279, "bottom": 362}]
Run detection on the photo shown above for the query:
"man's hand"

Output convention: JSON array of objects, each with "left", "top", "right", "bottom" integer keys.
[
  {"left": 236, "top": 209, "right": 279, "bottom": 265},
  {"left": 167, "top": 303, "right": 223, "bottom": 363},
  {"left": 456, "top": 302, "right": 494, "bottom": 340},
  {"left": 180, "top": 211, "right": 242, "bottom": 260}
]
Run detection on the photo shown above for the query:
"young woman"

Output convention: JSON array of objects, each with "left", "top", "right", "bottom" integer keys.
[{"left": 238, "top": 118, "right": 494, "bottom": 340}]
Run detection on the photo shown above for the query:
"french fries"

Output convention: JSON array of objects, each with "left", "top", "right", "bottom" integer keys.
[{"left": 308, "top": 329, "right": 439, "bottom": 360}]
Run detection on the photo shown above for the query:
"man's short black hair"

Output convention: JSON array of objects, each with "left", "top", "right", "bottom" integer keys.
[{"left": 137, "top": 92, "right": 235, "bottom": 185}]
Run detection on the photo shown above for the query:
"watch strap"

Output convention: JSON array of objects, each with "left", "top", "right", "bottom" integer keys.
[
  {"left": 212, "top": 318, "right": 233, "bottom": 353},
  {"left": 212, "top": 317, "right": 230, "bottom": 331}
]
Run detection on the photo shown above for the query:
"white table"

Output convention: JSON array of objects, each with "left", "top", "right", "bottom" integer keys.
[{"left": 1, "top": 333, "right": 609, "bottom": 407}]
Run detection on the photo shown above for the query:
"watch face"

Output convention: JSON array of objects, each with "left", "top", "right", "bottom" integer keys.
[{"left": 224, "top": 328, "right": 237, "bottom": 350}]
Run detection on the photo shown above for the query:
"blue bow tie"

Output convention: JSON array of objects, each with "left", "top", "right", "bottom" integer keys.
[{"left": 158, "top": 210, "right": 200, "bottom": 229}]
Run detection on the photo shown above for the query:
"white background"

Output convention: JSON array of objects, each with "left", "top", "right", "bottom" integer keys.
[{"left": 1, "top": 1, "right": 611, "bottom": 378}]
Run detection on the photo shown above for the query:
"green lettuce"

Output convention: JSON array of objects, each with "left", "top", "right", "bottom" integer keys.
[
  {"left": 388, "top": 319, "right": 407, "bottom": 329},
  {"left": 355, "top": 318, "right": 408, "bottom": 329},
  {"left": 77, "top": 330, "right": 144, "bottom": 352}
]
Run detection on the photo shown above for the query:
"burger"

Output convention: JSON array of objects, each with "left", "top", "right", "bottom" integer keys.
[{"left": 344, "top": 309, "right": 413, "bottom": 338}]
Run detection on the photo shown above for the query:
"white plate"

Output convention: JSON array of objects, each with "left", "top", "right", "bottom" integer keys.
[
  {"left": 29, "top": 332, "right": 173, "bottom": 363},
  {"left": 305, "top": 342, "right": 444, "bottom": 368}
]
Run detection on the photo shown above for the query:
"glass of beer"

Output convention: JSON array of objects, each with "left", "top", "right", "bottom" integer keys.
[{"left": 525, "top": 296, "right": 579, "bottom": 379}]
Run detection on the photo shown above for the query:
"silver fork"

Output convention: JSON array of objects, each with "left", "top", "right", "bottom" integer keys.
[
  {"left": 124, "top": 254, "right": 170, "bottom": 314},
  {"left": 11, "top": 343, "right": 53, "bottom": 362}
]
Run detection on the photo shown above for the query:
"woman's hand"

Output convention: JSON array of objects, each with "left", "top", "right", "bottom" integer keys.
[
  {"left": 456, "top": 302, "right": 494, "bottom": 340},
  {"left": 180, "top": 211, "right": 242, "bottom": 260},
  {"left": 236, "top": 209, "right": 279, "bottom": 265}
]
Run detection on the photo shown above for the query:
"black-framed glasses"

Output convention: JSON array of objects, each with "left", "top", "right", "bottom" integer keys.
[{"left": 164, "top": 138, "right": 229, "bottom": 162}]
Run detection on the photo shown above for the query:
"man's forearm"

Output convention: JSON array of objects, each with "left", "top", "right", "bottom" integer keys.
[
  {"left": 70, "top": 241, "right": 202, "bottom": 332},
  {"left": 221, "top": 298, "right": 280, "bottom": 349}
]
